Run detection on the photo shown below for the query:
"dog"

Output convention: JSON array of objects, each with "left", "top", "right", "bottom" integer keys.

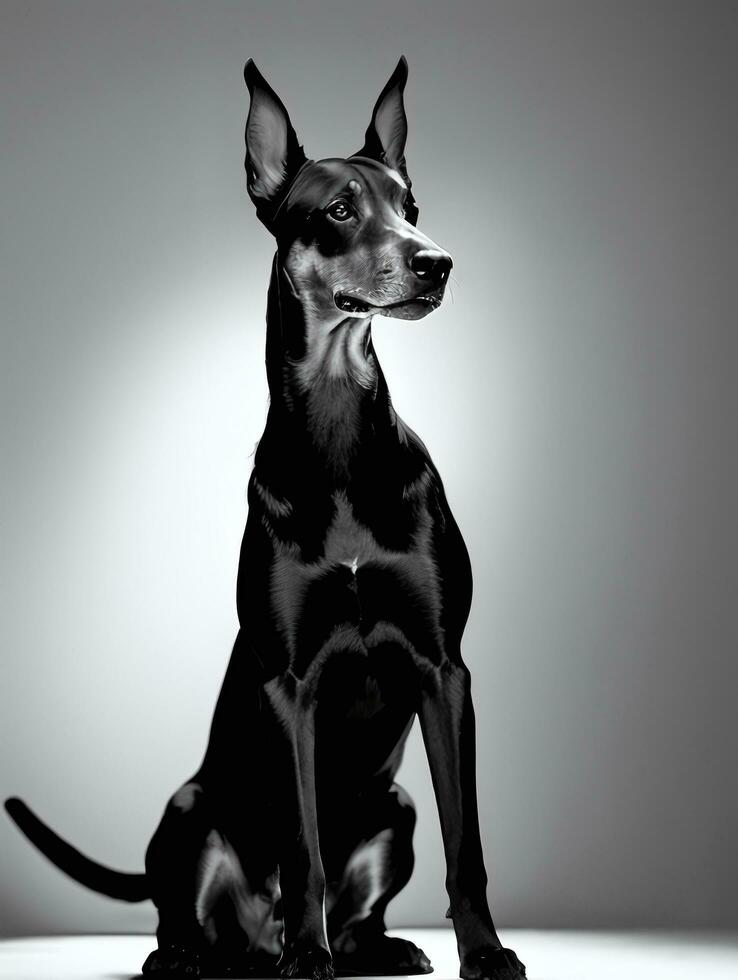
[{"left": 6, "top": 58, "right": 526, "bottom": 980}]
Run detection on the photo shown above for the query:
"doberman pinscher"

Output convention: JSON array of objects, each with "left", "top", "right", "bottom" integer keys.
[{"left": 5, "top": 59, "right": 526, "bottom": 980}]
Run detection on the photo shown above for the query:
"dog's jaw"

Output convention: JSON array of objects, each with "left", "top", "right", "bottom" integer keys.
[{"left": 333, "top": 289, "right": 444, "bottom": 320}]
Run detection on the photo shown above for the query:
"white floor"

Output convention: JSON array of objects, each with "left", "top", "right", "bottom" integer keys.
[{"left": 1, "top": 929, "right": 737, "bottom": 980}]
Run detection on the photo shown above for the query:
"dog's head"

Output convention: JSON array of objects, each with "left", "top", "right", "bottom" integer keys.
[{"left": 244, "top": 58, "right": 452, "bottom": 323}]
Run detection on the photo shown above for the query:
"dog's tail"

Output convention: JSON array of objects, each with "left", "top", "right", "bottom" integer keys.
[{"left": 4, "top": 797, "right": 150, "bottom": 902}]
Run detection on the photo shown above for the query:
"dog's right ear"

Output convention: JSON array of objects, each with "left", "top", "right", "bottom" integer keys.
[
  {"left": 353, "top": 57, "right": 418, "bottom": 225},
  {"left": 244, "top": 61, "right": 307, "bottom": 229}
]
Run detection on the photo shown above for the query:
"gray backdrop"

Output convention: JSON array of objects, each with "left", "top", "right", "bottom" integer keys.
[{"left": 2, "top": 0, "right": 736, "bottom": 937}]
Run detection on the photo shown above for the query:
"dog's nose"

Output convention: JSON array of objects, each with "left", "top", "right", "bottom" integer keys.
[{"left": 410, "top": 249, "right": 453, "bottom": 286}]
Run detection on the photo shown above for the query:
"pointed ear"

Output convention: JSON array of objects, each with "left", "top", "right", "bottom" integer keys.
[
  {"left": 357, "top": 57, "right": 409, "bottom": 170},
  {"left": 354, "top": 57, "right": 418, "bottom": 224},
  {"left": 244, "top": 60, "right": 307, "bottom": 228}
]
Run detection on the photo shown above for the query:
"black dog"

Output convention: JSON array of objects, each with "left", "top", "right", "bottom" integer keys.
[{"left": 6, "top": 59, "right": 525, "bottom": 980}]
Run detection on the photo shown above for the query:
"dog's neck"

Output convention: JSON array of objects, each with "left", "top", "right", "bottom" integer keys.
[{"left": 263, "top": 258, "right": 396, "bottom": 476}]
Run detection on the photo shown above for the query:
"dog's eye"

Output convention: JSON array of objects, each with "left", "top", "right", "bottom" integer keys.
[{"left": 326, "top": 200, "right": 353, "bottom": 222}]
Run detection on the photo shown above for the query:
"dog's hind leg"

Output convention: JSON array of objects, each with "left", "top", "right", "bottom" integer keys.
[
  {"left": 194, "top": 837, "right": 282, "bottom": 977},
  {"left": 325, "top": 783, "right": 432, "bottom": 976},
  {"left": 141, "top": 780, "right": 214, "bottom": 976}
]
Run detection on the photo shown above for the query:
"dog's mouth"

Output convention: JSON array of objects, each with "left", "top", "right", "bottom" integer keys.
[{"left": 334, "top": 290, "right": 443, "bottom": 320}]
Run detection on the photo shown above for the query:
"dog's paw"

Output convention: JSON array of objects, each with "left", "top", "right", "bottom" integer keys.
[
  {"left": 279, "top": 943, "right": 334, "bottom": 980},
  {"left": 460, "top": 946, "right": 526, "bottom": 980},
  {"left": 142, "top": 944, "right": 202, "bottom": 976},
  {"left": 334, "top": 935, "right": 432, "bottom": 975}
]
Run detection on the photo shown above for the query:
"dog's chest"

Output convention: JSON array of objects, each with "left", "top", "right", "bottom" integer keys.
[
  {"left": 268, "top": 490, "right": 443, "bottom": 665},
  {"left": 322, "top": 490, "right": 381, "bottom": 572}
]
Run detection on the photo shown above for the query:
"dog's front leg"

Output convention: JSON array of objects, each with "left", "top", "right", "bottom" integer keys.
[
  {"left": 268, "top": 679, "right": 333, "bottom": 980},
  {"left": 419, "top": 661, "right": 526, "bottom": 980}
]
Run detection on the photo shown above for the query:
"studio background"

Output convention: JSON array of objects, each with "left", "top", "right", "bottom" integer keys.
[{"left": 2, "top": 0, "right": 736, "bottom": 938}]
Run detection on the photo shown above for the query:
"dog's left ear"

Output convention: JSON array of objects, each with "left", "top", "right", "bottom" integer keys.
[
  {"left": 244, "top": 60, "right": 308, "bottom": 230},
  {"left": 354, "top": 56, "right": 418, "bottom": 225}
]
